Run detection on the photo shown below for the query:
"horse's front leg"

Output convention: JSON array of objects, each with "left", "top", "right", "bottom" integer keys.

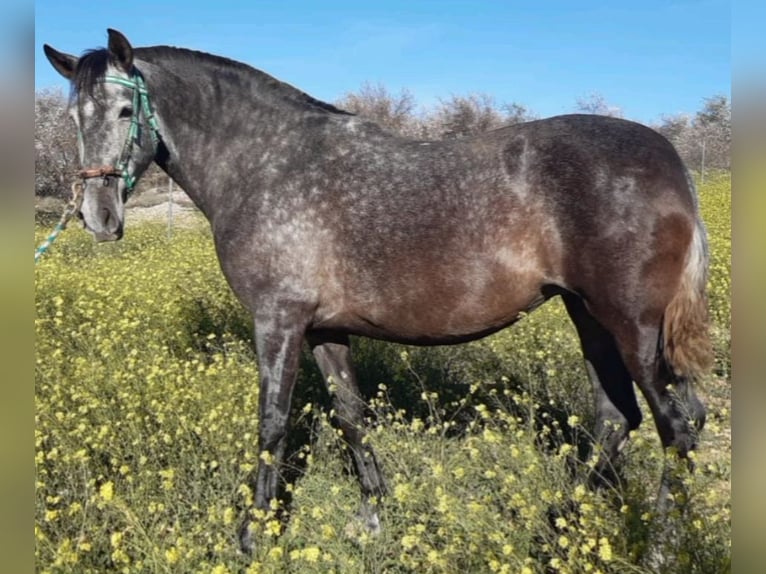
[{"left": 239, "top": 301, "right": 310, "bottom": 555}]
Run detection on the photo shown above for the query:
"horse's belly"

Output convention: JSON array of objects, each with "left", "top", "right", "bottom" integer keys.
[
  {"left": 358, "top": 302, "right": 540, "bottom": 345},
  {"left": 314, "top": 269, "right": 546, "bottom": 345}
]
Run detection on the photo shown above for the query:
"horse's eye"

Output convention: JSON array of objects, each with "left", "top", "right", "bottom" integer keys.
[{"left": 119, "top": 106, "right": 133, "bottom": 119}]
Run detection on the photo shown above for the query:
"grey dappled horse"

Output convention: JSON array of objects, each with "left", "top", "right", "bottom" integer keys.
[{"left": 44, "top": 29, "right": 712, "bottom": 554}]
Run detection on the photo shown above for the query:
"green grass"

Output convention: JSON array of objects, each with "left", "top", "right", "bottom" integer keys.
[{"left": 35, "top": 176, "right": 730, "bottom": 573}]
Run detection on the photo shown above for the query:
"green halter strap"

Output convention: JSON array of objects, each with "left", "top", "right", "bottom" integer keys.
[{"left": 78, "top": 70, "right": 161, "bottom": 195}]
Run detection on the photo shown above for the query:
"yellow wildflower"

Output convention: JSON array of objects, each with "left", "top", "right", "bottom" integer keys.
[{"left": 99, "top": 481, "right": 114, "bottom": 501}]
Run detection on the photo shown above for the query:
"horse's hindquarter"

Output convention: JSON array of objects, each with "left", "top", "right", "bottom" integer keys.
[{"left": 502, "top": 115, "right": 699, "bottom": 325}]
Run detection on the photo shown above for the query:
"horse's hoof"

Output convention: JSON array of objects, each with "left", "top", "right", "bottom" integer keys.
[
  {"left": 238, "top": 519, "right": 255, "bottom": 556},
  {"left": 344, "top": 507, "right": 381, "bottom": 543},
  {"left": 643, "top": 545, "right": 669, "bottom": 573}
]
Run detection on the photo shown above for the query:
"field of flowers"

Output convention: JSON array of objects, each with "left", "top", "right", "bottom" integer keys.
[{"left": 35, "top": 174, "right": 730, "bottom": 573}]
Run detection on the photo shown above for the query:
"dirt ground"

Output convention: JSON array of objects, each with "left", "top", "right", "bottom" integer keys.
[{"left": 126, "top": 201, "right": 202, "bottom": 227}]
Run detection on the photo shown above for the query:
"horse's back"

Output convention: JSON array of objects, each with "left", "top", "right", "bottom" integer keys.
[{"left": 499, "top": 114, "right": 692, "bottom": 199}]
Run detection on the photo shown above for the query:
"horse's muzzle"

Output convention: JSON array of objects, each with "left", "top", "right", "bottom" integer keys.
[
  {"left": 92, "top": 206, "right": 124, "bottom": 241},
  {"left": 79, "top": 184, "right": 124, "bottom": 241}
]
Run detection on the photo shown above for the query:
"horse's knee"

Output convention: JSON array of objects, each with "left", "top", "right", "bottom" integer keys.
[{"left": 259, "top": 412, "right": 290, "bottom": 452}]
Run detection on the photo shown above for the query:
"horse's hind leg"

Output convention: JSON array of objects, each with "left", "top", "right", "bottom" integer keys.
[
  {"left": 611, "top": 319, "right": 706, "bottom": 486},
  {"left": 561, "top": 293, "right": 642, "bottom": 487},
  {"left": 593, "top": 215, "right": 709, "bottom": 489},
  {"left": 603, "top": 313, "right": 707, "bottom": 569},
  {"left": 308, "top": 332, "right": 387, "bottom": 535}
]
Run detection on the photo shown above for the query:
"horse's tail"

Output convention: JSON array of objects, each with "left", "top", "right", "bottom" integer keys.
[{"left": 662, "top": 177, "right": 713, "bottom": 380}]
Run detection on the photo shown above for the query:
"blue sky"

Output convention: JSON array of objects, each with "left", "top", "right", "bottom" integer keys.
[{"left": 34, "top": 0, "right": 730, "bottom": 124}]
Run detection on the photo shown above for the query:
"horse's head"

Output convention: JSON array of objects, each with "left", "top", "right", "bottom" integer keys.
[{"left": 44, "top": 29, "right": 159, "bottom": 241}]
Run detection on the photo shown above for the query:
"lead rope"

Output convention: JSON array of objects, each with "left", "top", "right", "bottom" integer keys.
[{"left": 34, "top": 182, "right": 85, "bottom": 264}]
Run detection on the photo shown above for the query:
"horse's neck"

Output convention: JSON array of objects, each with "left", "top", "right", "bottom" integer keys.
[{"left": 144, "top": 58, "right": 315, "bottom": 224}]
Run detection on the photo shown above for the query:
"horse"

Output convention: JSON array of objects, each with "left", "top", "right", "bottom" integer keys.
[{"left": 43, "top": 28, "right": 712, "bottom": 554}]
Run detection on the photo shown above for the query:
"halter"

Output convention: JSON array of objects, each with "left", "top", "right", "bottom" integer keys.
[{"left": 77, "top": 70, "right": 161, "bottom": 196}]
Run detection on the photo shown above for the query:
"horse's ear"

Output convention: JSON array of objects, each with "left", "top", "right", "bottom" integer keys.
[
  {"left": 107, "top": 28, "right": 133, "bottom": 73},
  {"left": 43, "top": 44, "right": 78, "bottom": 80}
]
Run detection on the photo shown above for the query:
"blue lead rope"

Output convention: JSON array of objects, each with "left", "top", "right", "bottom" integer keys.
[{"left": 34, "top": 182, "right": 84, "bottom": 264}]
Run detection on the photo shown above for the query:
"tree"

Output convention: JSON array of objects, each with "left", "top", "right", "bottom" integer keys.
[
  {"left": 654, "top": 113, "right": 695, "bottom": 165},
  {"left": 652, "top": 95, "right": 730, "bottom": 173},
  {"left": 655, "top": 113, "right": 692, "bottom": 144},
  {"left": 428, "top": 93, "right": 506, "bottom": 139},
  {"left": 335, "top": 82, "right": 421, "bottom": 138},
  {"left": 422, "top": 93, "right": 535, "bottom": 140},
  {"left": 575, "top": 92, "right": 623, "bottom": 118},
  {"left": 35, "top": 88, "right": 78, "bottom": 199},
  {"left": 692, "top": 94, "right": 731, "bottom": 171},
  {"left": 336, "top": 84, "right": 536, "bottom": 140},
  {"left": 501, "top": 102, "right": 537, "bottom": 126}
]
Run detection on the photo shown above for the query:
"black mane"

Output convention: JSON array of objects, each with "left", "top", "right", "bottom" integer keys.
[
  {"left": 72, "top": 48, "right": 111, "bottom": 98},
  {"left": 72, "top": 45, "right": 352, "bottom": 116}
]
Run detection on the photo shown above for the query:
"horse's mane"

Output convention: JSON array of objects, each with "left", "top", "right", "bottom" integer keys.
[
  {"left": 72, "top": 45, "right": 353, "bottom": 116},
  {"left": 72, "top": 49, "right": 111, "bottom": 98}
]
